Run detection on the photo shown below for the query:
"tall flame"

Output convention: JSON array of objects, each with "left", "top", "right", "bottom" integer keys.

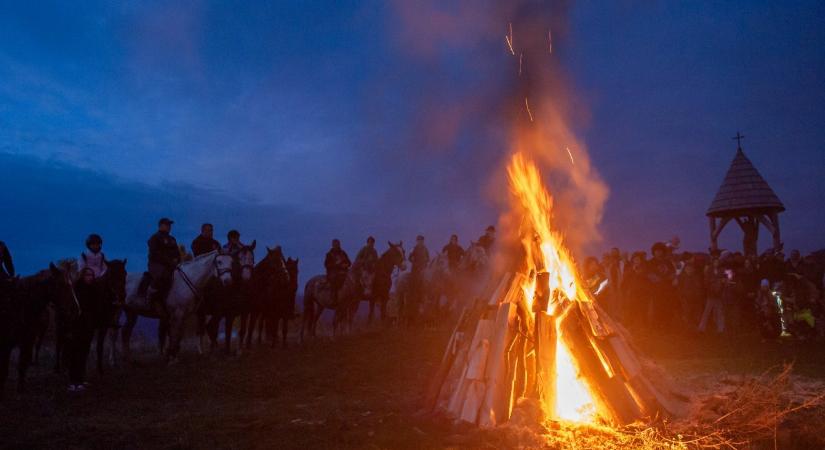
[{"left": 506, "top": 152, "right": 599, "bottom": 424}]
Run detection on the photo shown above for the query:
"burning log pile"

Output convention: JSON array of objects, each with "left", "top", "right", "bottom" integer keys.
[
  {"left": 425, "top": 154, "right": 688, "bottom": 429},
  {"left": 425, "top": 270, "right": 684, "bottom": 428}
]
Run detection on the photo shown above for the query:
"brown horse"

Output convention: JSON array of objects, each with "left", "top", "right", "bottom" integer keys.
[
  {"left": 300, "top": 267, "right": 373, "bottom": 343},
  {"left": 267, "top": 257, "right": 299, "bottom": 348},
  {"left": 369, "top": 242, "right": 405, "bottom": 323},
  {"left": 93, "top": 259, "right": 127, "bottom": 374},
  {"left": 1, "top": 263, "right": 78, "bottom": 398},
  {"left": 238, "top": 245, "right": 290, "bottom": 350}
]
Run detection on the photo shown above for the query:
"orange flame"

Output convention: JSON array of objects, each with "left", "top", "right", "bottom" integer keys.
[{"left": 506, "top": 152, "right": 599, "bottom": 424}]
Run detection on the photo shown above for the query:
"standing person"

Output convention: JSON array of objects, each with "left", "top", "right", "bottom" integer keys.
[
  {"left": 647, "top": 242, "right": 676, "bottom": 331},
  {"left": 0, "top": 240, "right": 14, "bottom": 280},
  {"left": 699, "top": 257, "right": 726, "bottom": 334},
  {"left": 65, "top": 268, "right": 99, "bottom": 392},
  {"left": 77, "top": 234, "right": 107, "bottom": 279},
  {"left": 140, "top": 218, "right": 180, "bottom": 307},
  {"left": 223, "top": 230, "right": 245, "bottom": 256},
  {"left": 324, "top": 239, "right": 351, "bottom": 303},
  {"left": 476, "top": 226, "right": 496, "bottom": 252},
  {"left": 442, "top": 235, "right": 465, "bottom": 272},
  {"left": 604, "top": 247, "right": 624, "bottom": 320},
  {"left": 354, "top": 236, "right": 379, "bottom": 269},
  {"left": 676, "top": 256, "right": 705, "bottom": 331},
  {"left": 622, "top": 252, "right": 650, "bottom": 331},
  {"left": 191, "top": 223, "right": 220, "bottom": 257},
  {"left": 407, "top": 235, "right": 430, "bottom": 324}
]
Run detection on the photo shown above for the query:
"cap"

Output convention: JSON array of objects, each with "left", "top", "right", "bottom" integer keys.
[
  {"left": 486, "top": 225, "right": 496, "bottom": 232},
  {"left": 159, "top": 218, "right": 174, "bottom": 226}
]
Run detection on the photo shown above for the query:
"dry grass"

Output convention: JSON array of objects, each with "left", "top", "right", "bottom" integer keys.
[{"left": 1, "top": 323, "right": 824, "bottom": 449}]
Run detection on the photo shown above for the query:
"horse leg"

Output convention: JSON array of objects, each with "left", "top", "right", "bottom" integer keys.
[
  {"left": 0, "top": 344, "right": 11, "bottom": 400},
  {"left": 18, "top": 339, "right": 33, "bottom": 393},
  {"left": 53, "top": 321, "right": 63, "bottom": 373},
  {"left": 224, "top": 314, "right": 234, "bottom": 355},
  {"left": 121, "top": 311, "right": 137, "bottom": 363},
  {"left": 96, "top": 328, "right": 106, "bottom": 375},
  {"left": 107, "top": 327, "right": 118, "bottom": 367},
  {"left": 256, "top": 313, "right": 264, "bottom": 345},
  {"left": 368, "top": 300, "right": 375, "bottom": 325},
  {"left": 157, "top": 319, "right": 168, "bottom": 356},
  {"left": 165, "top": 311, "right": 185, "bottom": 363},
  {"left": 280, "top": 317, "right": 288, "bottom": 349}
]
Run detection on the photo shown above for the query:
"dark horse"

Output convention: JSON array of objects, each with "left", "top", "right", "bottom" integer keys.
[
  {"left": 92, "top": 259, "right": 127, "bottom": 374},
  {"left": 270, "top": 257, "right": 299, "bottom": 348},
  {"left": 1, "top": 263, "right": 77, "bottom": 398},
  {"left": 238, "top": 246, "right": 290, "bottom": 350},
  {"left": 369, "top": 242, "right": 406, "bottom": 323},
  {"left": 199, "top": 243, "right": 256, "bottom": 354},
  {"left": 300, "top": 265, "right": 374, "bottom": 343}
]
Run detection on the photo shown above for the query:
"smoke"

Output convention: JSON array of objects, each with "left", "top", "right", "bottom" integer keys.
[{"left": 388, "top": 1, "right": 609, "bottom": 257}]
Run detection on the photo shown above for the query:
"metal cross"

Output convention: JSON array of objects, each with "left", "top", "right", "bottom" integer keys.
[{"left": 732, "top": 131, "right": 745, "bottom": 149}]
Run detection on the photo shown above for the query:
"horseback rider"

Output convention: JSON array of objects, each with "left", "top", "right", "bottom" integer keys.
[
  {"left": 223, "top": 230, "right": 245, "bottom": 256},
  {"left": 354, "top": 236, "right": 378, "bottom": 270},
  {"left": 442, "top": 234, "right": 465, "bottom": 271},
  {"left": 0, "top": 240, "right": 14, "bottom": 281},
  {"left": 325, "top": 239, "right": 351, "bottom": 304},
  {"left": 77, "top": 234, "right": 108, "bottom": 279},
  {"left": 140, "top": 218, "right": 180, "bottom": 307},
  {"left": 191, "top": 223, "right": 220, "bottom": 257},
  {"left": 476, "top": 225, "right": 496, "bottom": 252}
]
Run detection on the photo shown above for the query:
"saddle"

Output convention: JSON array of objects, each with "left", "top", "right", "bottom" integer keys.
[{"left": 136, "top": 272, "right": 169, "bottom": 317}]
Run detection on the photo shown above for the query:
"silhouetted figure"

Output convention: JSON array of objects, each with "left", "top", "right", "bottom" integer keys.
[
  {"left": 407, "top": 235, "right": 430, "bottom": 324},
  {"left": 139, "top": 218, "right": 180, "bottom": 308},
  {"left": 325, "top": 239, "right": 351, "bottom": 304},
  {"left": 354, "top": 236, "right": 378, "bottom": 269},
  {"left": 191, "top": 223, "right": 220, "bottom": 257},
  {"left": 442, "top": 234, "right": 465, "bottom": 271},
  {"left": 0, "top": 240, "right": 15, "bottom": 280},
  {"left": 647, "top": 242, "right": 676, "bottom": 330},
  {"left": 66, "top": 268, "right": 99, "bottom": 392},
  {"left": 223, "top": 229, "right": 246, "bottom": 256},
  {"left": 476, "top": 226, "right": 496, "bottom": 252}
]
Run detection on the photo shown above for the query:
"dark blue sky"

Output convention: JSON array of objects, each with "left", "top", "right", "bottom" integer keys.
[{"left": 1, "top": 1, "right": 823, "bottom": 275}]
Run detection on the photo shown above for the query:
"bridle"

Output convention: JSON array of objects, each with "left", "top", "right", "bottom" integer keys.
[{"left": 176, "top": 255, "right": 231, "bottom": 306}]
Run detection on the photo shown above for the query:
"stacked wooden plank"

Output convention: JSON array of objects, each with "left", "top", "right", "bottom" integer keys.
[{"left": 427, "top": 270, "right": 686, "bottom": 427}]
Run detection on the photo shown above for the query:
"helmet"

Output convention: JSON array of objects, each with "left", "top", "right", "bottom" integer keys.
[{"left": 85, "top": 234, "right": 103, "bottom": 248}]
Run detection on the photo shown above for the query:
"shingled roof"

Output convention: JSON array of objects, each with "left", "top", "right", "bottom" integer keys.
[{"left": 706, "top": 148, "right": 785, "bottom": 217}]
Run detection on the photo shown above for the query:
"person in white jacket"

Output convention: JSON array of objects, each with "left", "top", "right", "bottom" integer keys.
[{"left": 77, "top": 234, "right": 107, "bottom": 279}]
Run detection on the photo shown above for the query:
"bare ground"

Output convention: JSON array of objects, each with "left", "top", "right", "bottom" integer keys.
[{"left": 1, "top": 324, "right": 824, "bottom": 449}]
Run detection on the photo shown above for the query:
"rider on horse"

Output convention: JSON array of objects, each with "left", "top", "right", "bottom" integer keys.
[
  {"left": 139, "top": 218, "right": 180, "bottom": 308},
  {"left": 476, "top": 225, "right": 496, "bottom": 252},
  {"left": 325, "top": 239, "right": 351, "bottom": 304},
  {"left": 354, "top": 236, "right": 378, "bottom": 269},
  {"left": 223, "top": 230, "right": 246, "bottom": 257},
  {"left": 77, "top": 234, "right": 108, "bottom": 280},
  {"left": 191, "top": 223, "right": 221, "bottom": 257},
  {"left": 442, "top": 234, "right": 465, "bottom": 271}
]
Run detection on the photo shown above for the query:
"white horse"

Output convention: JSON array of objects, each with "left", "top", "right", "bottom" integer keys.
[{"left": 120, "top": 250, "right": 234, "bottom": 363}]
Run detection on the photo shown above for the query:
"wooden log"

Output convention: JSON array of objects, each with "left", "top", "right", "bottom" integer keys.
[
  {"left": 577, "top": 299, "right": 613, "bottom": 337},
  {"left": 558, "top": 303, "right": 643, "bottom": 425},
  {"left": 535, "top": 311, "right": 556, "bottom": 418},
  {"left": 458, "top": 339, "right": 490, "bottom": 424},
  {"left": 487, "top": 273, "right": 513, "bottom": 306},
  {"left": 478, "top": 302, "right": 518, "bottom": 427},
  {"left": 424, "top": 307, "right": 469, "bottom": 411},
  {"left": 447, "top": 319, "right": 494, "bottom": 418}
]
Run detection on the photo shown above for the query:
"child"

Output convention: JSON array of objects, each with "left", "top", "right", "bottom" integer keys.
[{"left": 77, "top": 234, "right": 107, "bottom": 279}]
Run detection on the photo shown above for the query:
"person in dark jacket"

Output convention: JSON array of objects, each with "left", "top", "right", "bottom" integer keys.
[
  {"left": 324, "top": 239, "right": 351, "bottom": 302},
  {"left": 223, "top": 229, "right": 246, "bottom": 256},
  {"left": 141, "top": 218, "right": 180, "bottom": 306},
  {"left": 442, "top": 235, "right": 465, "bottom": 271},
  {"left": 0, "top": 241, "right": 14, "bottom": 280},
  {"left": 647, "top": 242, "right": 676, "bottom": 330},
  {"left": 191, "top": 223, "right": 220, "bottom": 257},
  {"left": 354, "top": 236, "right": 378, "bottom": 269},
  {"left": 476, "top": 226, "right": 496, "bottom": 252},
  {"left": 66, "top": 268, "right": 99, "bottom": 392}
]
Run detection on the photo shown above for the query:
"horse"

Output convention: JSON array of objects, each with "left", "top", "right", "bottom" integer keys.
[
  {"left": 120, "top": 250, "right": 234, "bottom": 363},
  {"left": 369, "top": 242, "right": 406, "bottom": 323},
  {"left": 92, "top": 259, "right": 128, "bottom": 374},
  {"left": 198, "top": 243, "right": 256, "bottom": 354},
  {"left": 269, "top": 257, "right": 299, "bottom": 348},
  {"left": 239, "top": 245, "right": 290, "bottom": 350},
  {"left": 1, "top": 263, "right": 78, "bottom": 398},
  {"left": 300, "top": 266, "right": 374, "bottom": 343}
]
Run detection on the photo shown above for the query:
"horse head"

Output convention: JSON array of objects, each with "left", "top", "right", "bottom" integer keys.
[
  {"left": 234, "top": 241, "right": 256, "bottom": 283},
  {"left": 264, "top": 245, "right": 290, "bottom": 287},
  {"left": 49, "top": 262, "right": 80, "bottom": 318},
  {"left": 213, "top": 251, "right": 235, "bottom": 287},
  {"left": 106, "top": 259, "right": 128, "bottom": 304},
  {"left": 387, "top": 240, "right": 406, "bottom": 271}
]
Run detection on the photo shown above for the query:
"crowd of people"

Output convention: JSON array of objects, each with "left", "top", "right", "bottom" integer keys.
[{"left": 582, "top": 237, "right": 825, "bottom": 341}]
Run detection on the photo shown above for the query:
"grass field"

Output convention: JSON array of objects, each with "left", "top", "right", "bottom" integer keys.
[{"left": 1, "top": 323, "right": 823, "bottom": 449}]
